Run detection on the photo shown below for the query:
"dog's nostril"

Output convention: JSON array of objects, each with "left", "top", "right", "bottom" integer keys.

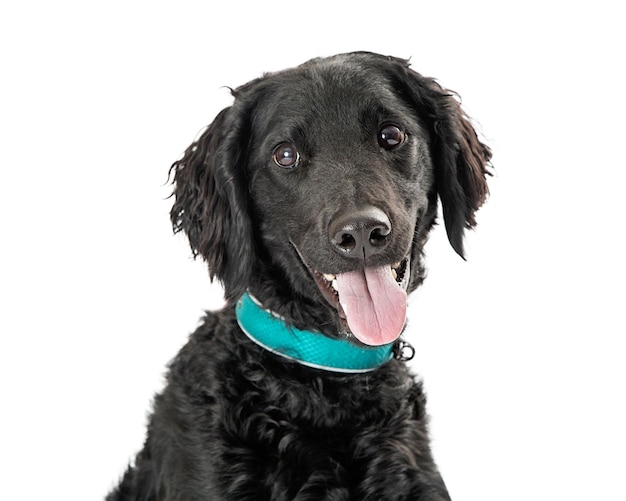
[
  {"left": 336, "top": 233, "right": 357, "bottom": 252},
  {"left": 369, "top": 226, "right": 390, "bottom": 246}
]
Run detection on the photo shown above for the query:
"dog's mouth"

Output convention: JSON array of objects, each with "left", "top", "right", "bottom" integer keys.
[{"left": 294, "top": 246, "right": 410, "bottom": 346}]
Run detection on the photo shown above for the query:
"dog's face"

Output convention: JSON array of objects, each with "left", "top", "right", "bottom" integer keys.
[
  {"left": 170, "top": 53, "right": 491, "bottom": 345},
  {"left": 244, "top": 60, "right": 433, "bottom": 345}
]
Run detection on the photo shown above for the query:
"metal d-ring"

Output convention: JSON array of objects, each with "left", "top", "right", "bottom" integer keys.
[{"left": 393, "top": 340, "right": 415, "bottom": 362}]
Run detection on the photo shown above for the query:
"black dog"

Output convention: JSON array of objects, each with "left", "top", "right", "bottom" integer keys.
[{"left": 108, "top": 52, "right": 491, "bottom": 500}]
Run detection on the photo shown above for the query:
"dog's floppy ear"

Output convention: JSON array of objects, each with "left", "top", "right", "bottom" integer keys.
[
  {"left": 169, "top": 104, "right": 254, "bottom": 302},
  {"left": 430, "top": 86, "right": 492, "bottom": 258},
  {"left": 385, "top": 58, "right": 492, "bottom": 258}
]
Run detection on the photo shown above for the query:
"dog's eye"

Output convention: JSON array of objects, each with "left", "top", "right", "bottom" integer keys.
[
  {"left": 378, "top": 125, "right": 406, "bottom": 150},
  {"left": 272, "top": 142, "right": 300, "bottom": 169}
]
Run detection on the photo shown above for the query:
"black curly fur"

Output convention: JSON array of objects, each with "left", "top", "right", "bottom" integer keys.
[{"left": 108, "top": 52, "right": 491, "bottom": 500}]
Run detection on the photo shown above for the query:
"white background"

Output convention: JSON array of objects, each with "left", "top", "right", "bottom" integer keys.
[{"left": 1, "top": 1, "right": 624, "bottom": 499}]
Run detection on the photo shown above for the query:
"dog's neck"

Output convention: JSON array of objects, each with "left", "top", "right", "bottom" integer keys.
[{"left": 235, "top": 292, "right": 400, "bottom": 373}]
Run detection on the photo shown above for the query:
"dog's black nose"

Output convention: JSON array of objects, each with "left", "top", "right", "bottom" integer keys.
[{"left": 330, "top": 208, "right": 391, "bottom": 259}]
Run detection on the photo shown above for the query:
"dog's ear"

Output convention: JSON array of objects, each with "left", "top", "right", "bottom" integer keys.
[
  {"left": 430, "top": 87, "right": 492, "bottom": 258},
  {"left": 385, "top": 59, "right": 492, "bottom": 258},
  {"left": 169, "top": 104, "right": 254, "bottom": 302}
]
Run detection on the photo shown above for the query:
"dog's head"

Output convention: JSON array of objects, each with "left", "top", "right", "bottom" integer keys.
[{"left": 170, "top": 53, "right": 491, "bottom": 345}]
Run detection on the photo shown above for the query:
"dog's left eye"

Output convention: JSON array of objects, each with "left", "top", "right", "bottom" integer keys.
[
  {"left": 272, "top": 142, "right": 300, "bottom": 169},
  {"left": 378, "top": 125, "right": 406, "bottom": 150}
]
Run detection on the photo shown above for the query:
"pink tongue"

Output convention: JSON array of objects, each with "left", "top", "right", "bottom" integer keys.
[{"left": 335, "top": 266, "right": 407, "bottom": 346}]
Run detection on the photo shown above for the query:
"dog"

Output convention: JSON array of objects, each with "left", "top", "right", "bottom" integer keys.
[{"left": 107, "top": 52, "right": 491, "bottom": 500}]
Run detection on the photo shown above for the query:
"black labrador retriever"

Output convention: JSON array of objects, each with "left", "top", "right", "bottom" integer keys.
[{"left": 108, "top": 52, "right": 491, "bottom": 500}]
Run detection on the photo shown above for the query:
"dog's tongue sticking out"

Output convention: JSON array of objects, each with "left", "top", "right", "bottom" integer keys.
[{"left": 335, "top": 266, "right": 407, "bottom": 346}]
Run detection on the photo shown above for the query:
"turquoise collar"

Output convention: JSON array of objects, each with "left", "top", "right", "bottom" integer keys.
[{"left": 235, "top": 292, "right": 394, "bottom": 373}]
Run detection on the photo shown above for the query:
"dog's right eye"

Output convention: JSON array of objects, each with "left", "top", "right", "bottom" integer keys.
[
  {"left": 378, "top": 124, "right": 406, "bottom": 150},
  {"left": 272, "top": 143, "right": 300, "bottom": 169}
]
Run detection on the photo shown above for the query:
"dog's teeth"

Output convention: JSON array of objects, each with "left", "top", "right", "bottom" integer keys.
[
  {"left": 323, "top": 273, "right": 336, "bottom": 282},
  {"left": 391, "top": 268, "right": 398, "bottom": 280},
  {"left": 392, "top": 262, "right": 401, "bottom": 269},
  {"left": 331, "top": 279, "right": 338, "bottom": 291}
]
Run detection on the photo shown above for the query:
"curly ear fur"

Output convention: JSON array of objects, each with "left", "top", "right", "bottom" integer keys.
[
  {"left": 431, "top": 88, "right": 492, "bottom": 257},
  {"left": 383, "top": 57, "right": 492, "bottom": 258},
  {"left": 169, "top": 104, "right": 254, "bottom": 302}
]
